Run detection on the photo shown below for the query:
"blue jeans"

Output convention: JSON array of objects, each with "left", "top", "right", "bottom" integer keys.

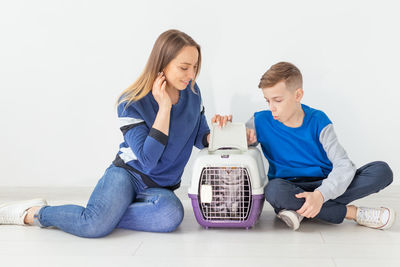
[
  {"left": 264, "top": 161, "right": 393, "bottom": 224},
  {"left": 37, "top": 165, "right": 184, "bottom": 238}
]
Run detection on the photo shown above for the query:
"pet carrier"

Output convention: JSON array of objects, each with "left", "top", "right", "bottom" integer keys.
[{"left": 188, "top": 122, "right": 268, "bottom": 229}]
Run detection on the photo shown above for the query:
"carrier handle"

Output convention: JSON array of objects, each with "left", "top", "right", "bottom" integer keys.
[{"left": 208, "top": 122, "right": 248, "bottom": 152}]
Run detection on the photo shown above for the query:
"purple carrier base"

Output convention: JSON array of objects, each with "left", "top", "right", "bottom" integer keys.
[{"left": 188, "top": 194, "right": 265, "bottom": 229}]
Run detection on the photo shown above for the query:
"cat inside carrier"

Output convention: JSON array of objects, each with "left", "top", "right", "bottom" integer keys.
[{"left": 188, "top": 122, "right": 268, "bottom": 229}]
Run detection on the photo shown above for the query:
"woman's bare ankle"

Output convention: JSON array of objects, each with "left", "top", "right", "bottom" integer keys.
[{"left": 24, "top": 206, "right": 41, "bottom": 225}]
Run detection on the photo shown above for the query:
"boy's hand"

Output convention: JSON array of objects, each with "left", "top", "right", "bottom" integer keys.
[
  {"left": 295, "top": 190, "right": 324, "bottom": 218},
  {"left": 246, "top": 128, "right": 257, "bottom": 145},
  {"left": 211, "top": 114, "right": 232, "bottom": 128}
]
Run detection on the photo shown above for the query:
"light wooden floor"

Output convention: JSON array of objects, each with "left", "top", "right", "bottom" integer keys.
[{"left": 0, "top": 185, "right": 399, "bottom": 267}]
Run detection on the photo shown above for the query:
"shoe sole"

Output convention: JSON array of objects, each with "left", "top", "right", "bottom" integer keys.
[{"left": 277, "top": 211, "right": 300, "bottom": 231}]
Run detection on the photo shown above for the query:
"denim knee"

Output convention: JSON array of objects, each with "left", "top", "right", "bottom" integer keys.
[
  {"left": 373, "top": 161, "right": 393, "bottom": 188},
  {"left": 265, "top": 179, "right": 280, "bottom": 204},
  {"left": 40, "top": 205, "right": 117, "bottom": 238},
  {"left": 148, "top": 188, "right": 184, "bottom": 233},
  {"left": 77, "top": 220, "right": 115, "bottom": 238},
  {"left": 265, "top": 179, "right": 295, "bottom": 207}
]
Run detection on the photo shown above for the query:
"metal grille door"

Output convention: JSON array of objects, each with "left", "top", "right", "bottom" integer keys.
[{"left": 198, "top": 167, "right": 252, "bottom": 221}]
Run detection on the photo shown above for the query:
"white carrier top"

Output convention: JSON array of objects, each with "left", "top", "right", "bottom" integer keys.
[{"left": 208, "top": 122, "right": 248, "bottom": 152}]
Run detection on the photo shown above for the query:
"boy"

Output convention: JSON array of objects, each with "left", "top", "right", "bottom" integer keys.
[{"left": 245, "top": 62, "right": 395, "bottom": 230}]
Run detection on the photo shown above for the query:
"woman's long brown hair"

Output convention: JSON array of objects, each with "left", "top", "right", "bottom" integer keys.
[{"left": 117, "top": 29, "right": 202, "bottom": 107}]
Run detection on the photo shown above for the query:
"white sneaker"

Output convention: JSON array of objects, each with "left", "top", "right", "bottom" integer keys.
[
  {"left": 277, "top": 209, "right": 304, "bottom": 231},
  {"left": 0, "top": 198, "right": 47, "bottom": 225},
  {"left": 356, "top": 206, "right": 396, "bottom": 230}
]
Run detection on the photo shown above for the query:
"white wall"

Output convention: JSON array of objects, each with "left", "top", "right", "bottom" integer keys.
[{"left": 1, "top": 0, "right": 399, "bottom": 187}]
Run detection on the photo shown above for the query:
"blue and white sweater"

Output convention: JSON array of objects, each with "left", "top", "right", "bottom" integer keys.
[{"left": 113, "top": 83, "right": 210, "bottom": 190}]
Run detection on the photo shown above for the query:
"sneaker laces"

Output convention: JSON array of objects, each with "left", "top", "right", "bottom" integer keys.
[
  {"left": 357, "top": 207, "right": 384, "bottom": 225},
  {"left": 0, "top": 207, "right": 26, "bottom": 225}
]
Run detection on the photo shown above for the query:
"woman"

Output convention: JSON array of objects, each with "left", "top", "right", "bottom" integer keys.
[{"left": 0, "top": 29, "right": 231, "bottom": 237}]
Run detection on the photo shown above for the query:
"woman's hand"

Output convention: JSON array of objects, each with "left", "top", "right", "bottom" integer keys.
[
  {"left": 246, "top": 128, "right": 257, "bottom": 145},
  {"left": 152, "top": 72, "right": 172, "bottom": 110},
  {"left": 206, "top": 114, "right": 232, "bottom": 145},
  {"left": 211, "top": 114, "right": 232, "bottom": 128},
  {"left": 151, "top": 72, "right": 172, "bottom": 136}
]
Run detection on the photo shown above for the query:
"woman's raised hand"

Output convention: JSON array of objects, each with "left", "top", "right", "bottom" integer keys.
[
  {"left": 152, "top": 72, "right": 172, "bottom": 109},
  {"left": 211, "top": 114, "right": 233, "bottom": 128},
  {"left": 206, "top": 114, "right": 233, "bottom": 144},
  {"left": 209, "top": 114, "right": 257, "bottom": 145}
]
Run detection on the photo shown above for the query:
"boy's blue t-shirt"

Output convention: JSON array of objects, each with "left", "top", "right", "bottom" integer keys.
[{"left": 254, "top": 104, "right": 333, "bottom": 180}]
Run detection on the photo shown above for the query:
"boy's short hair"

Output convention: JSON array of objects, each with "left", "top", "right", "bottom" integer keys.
[{"left": 258, "top": 62, "right": 303, "bottom": 91}]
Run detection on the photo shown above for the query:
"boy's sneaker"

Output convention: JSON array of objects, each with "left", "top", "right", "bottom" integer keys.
[
  {"left": 0, "top": 198, "right": 47, "bottom": 225},
  {"left": 277, "top": 209, "right": 304, "bottom": 231},
  {"left": 356, "top": 206, "right": 396, "bottom": 230}
]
